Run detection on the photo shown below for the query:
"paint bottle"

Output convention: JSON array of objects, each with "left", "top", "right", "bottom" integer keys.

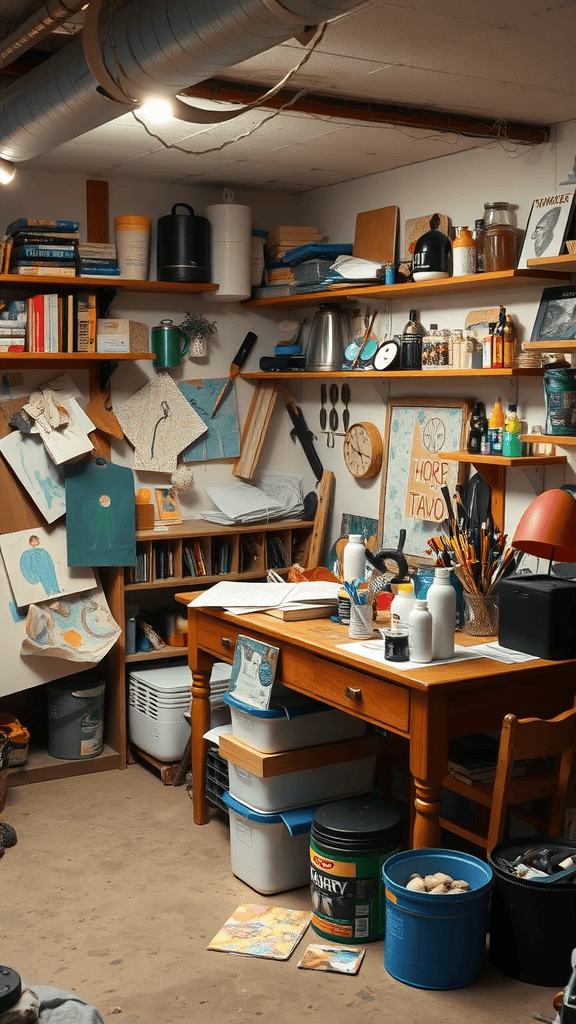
[
  {"left": 467, "top": 401, "right": 488, "bottom": 455},
  {"left": 342, "top": 534, "right": 366, "bottom": 583},
  {"left": 502, "top": 402, "right": 523, "bottom": 457},
  {"left": 390, "top": 582, "right": 416, "bottom": 631},
  {"left": 408, "top": 598, "right": 433, "bottom": 663},
  {"left": 426, "top": 567, "right": 456, "bottom": 660},
  {"left": 488, "top": 397, "right": 505, "bottom": 455}
]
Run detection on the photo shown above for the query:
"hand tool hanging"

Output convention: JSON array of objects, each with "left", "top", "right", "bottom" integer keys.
[
  {"left": 211, "top": 330, "right": 257, "bottom": 417},
  {"left": 284, "top": 388, "right": 324, "bottom": 482}
]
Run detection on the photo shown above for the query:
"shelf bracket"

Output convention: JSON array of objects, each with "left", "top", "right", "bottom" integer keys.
[
  {"left": 469, "top": 462, "right": 506, "bottom": 533},
  {"left": 522, "top": 465, "right": 544, "bottom": 495}
]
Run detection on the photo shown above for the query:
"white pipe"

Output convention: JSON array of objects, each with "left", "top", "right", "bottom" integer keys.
[
  {"left": 0, "top": 0, "right": 361, "bottom": 163},
  {"left": 0, "top": 0, "right": 87, "bottom": 68}
]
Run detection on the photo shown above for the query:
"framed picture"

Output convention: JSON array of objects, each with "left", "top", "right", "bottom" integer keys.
[
  {"left": 378, "top": 397, "right": 471, "bottom": 562},
  {"left": 530, "top": 286, "right": 576, "bottom": 341},
  {"left": 517, "top": 192, "right": 576, "bottom": 268},
  {"left": 154, "top": 487, "right": 182, "bottom": 523}
]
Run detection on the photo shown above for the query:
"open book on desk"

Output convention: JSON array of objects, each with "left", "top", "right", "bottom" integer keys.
[{"left": 188, "top": 579, "right": 341, "bottom": 613}]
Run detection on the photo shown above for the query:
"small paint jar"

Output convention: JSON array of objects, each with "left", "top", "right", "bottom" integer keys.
[{"left": 381, "top": 627, "right": 409, "bottom": 662}]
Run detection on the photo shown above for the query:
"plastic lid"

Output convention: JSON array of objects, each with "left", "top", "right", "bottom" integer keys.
[
  {"left": 397, "top": 583, "right": 414, "bottom": 593},
  {"left": 348, "top": 534, "right": 362, "bottom": 543},
  {"left": 414, "top": 599, "right": 429, "bottom": 609},
  {"left": 312, "top": 796, "right": 402, "bottom": 850},
  {"left": 224, "top": 689, "right": 328, "bottom": 720},
  {"left": 222, "top": 790, "right": 317, "bottom": 835},
  {"left": 0, "top": 966, "right": 21, "bottom": 1014},
  {"left": 434, "top": 567, "right": 451, "bottom": 579}
]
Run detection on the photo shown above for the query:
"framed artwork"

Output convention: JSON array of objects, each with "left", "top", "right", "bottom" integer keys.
[
  {"left": 517, "top": 192, "right": 576, "bottom": 268},
  {"left": 530, "top": 286, "right": 576, "bottom": 341},
  {"left": 378, "top": 397, "right": 471, "bottom": 562},
  {"left": 155, "top": 486, "right": 182, "bottom": 523}
]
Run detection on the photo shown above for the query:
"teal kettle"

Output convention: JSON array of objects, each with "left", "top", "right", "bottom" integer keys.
[{"left": 151, "top": 319, "right": 190, "bottom": 368}]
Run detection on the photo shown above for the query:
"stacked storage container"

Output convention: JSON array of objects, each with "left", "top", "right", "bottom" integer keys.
[{"left": 220, "top": 684, "right": 384, "bottom": 894}]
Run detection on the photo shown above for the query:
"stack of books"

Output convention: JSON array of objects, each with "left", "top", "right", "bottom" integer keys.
[
  {"left": 3, "top": 218, "right": 80, "bottom": 277},
  {"left": 78, "top": 241, "right": 121, "bottom": 278},
  {"left": 264, "top": 225, "right": 324, "bottom": 263},
  {"left": 447, "top": 732, "right": 527, "bottom": 786},
  {"left": 0, "top": 305, "right": 27, "bottom": 351}
]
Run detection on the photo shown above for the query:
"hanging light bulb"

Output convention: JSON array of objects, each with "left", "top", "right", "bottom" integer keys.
[
  {"left": 0, "top": 157, "right": 15, "bottom": 184},
  {"left": 137, "top": 97, "right": 173, "bottom": 124}
]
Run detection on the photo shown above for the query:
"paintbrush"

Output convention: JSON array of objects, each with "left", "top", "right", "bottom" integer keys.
[{"left": 351, "top": 309, "right": 378, "bottom": 369}]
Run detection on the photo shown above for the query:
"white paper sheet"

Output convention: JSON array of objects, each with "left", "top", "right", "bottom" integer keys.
[
  {"left": 336, "top": 640, "right": 484, "bottom": 670},
  {"left": 189, "top": 580, "right": 341, "bottom": 609}
]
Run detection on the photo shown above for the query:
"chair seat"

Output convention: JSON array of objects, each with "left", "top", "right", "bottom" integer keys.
[{"left": 442, "top": 769, "right": 559, "bottom": 808}]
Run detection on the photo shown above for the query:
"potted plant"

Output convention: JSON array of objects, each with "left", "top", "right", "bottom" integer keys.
[{"left": 178, "top": 311, "right": 218, "bottom": 357}]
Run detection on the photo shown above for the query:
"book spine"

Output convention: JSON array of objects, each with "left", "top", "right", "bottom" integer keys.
[
  {"left": 12, "top": 246, "right": 77, "bottom": 259},
  {"left": 33, "top": 294, "right": 44, "bottom": 352},
  {"left": 6, "top": 218, "right": 80, "bottom": 235},
  {"left": 76, "top": 291, "right": 97, "bottom": 352},
  {"left": 10, "top": 266, "right": 76, "bottom": 277}
]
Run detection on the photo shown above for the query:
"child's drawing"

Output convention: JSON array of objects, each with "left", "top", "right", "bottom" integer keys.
[
  {"left": 0, "top": 524, "right": 96, "bottom": 608},
  {"left": 0, "top": 431, "right": 66, "bottom": 523}
]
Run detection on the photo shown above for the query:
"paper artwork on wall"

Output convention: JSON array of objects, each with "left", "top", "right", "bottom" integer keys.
[
  {"left": 0, "top": 431, "right": 66, "bottom": 523},
  {"left": 0, "top": 555, "right": 96, "bottom": 698},
  {"left": 178, "top": 379, "right": 240, "bottom": 462},
  {"left": 21, "top": 583, "right": 121, "bottom": 663},
  {"left": 64, "top": 456, "right": 136, "bottom": 567},
  {"left": 0, "top": 523, "right": 97, "bottom": 609},
  {"left": 115, "top": 371, "right": 207, "bottom": 473},
  {"left": 24, "top": 373, "right": 96, "bottom": 465}
]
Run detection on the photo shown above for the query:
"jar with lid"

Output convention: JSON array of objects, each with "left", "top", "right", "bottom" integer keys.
[
  {"left": 421, "top": 324, "right": 448, "bottom": 369},
  {"left": 483, "top": 202, "right": 517, "bottom": 272},
  {"left": 452, "top": 226, "right": 476, "bottom": 277}
]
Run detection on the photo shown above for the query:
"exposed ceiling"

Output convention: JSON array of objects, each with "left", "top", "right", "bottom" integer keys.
[{"left": 0, "top": 0, "right": 574, "bottom": 194}]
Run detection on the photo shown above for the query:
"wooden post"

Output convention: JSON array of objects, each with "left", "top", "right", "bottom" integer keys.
[{"left": 86, "top": 179, "right": 109, "bottom": 243}]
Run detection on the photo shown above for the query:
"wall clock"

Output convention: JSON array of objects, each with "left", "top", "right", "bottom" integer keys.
[{"left": 343, "top": 421, "right": 383, "bottom": 478}]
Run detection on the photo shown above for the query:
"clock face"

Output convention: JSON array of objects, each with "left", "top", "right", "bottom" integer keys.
[
  {"left": 343, "top": 422, "right": 383, "bottom": 478},
  {"left": 422, "top": 416, "right": 446, "bottom": 453},
  {"left": 373, "top": 340, "right": 400, "bottom": 371}
]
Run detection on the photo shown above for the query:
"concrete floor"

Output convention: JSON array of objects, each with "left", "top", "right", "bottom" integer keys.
[{"left": 0, "top": 764, "right": 563, "bottom": 1024}]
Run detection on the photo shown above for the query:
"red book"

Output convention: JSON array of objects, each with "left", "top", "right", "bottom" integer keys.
[{"left": 32, "top": 293, "right": 45, "bottom": 352}]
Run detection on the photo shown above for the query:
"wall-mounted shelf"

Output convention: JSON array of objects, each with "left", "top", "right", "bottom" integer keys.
[
  {"left": 524, "top": 433, "right": 576, "bottom": 446},
  {"left": 0, "top": 352, "right": 156, "bottom": 367},
  {"left": 527, "top": 254, "right": 576, "bottom": 274},
  {"left": 0, "top": 273, "right": 219, "bottom": 295},
  {"left": 241, "top": 367, "right": 544, "bottom": 381},
  {"left": 242, "top": 269, "right": 571, "bottom": 309},
  {"left": 442, "top": 449, "right": 567, "bottom": 533},
  {"left": 523, "top": 339, "right": 576, "bottom": 352}
]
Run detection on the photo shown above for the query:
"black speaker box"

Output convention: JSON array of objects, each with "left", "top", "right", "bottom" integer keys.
[{"left": 498, "top": 574, "right": 576, "bottom": 660}]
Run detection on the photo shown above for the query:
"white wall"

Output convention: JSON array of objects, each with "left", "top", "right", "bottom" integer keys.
[{"left": 1, "top": 119, "right": 575, "bottom": 561}]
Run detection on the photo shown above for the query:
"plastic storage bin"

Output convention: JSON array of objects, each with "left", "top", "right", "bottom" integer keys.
[
  {"left": 223, "top": 688, "right": 366, "bottom": 753},
  {"left": 227, "top": 754, "right": 376, "bottom": 812},
  {"left": 222, "top": 790, "right": 316, "bottom": 893}
]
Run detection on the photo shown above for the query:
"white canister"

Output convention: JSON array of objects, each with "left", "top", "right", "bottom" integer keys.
[
  {"left": 408, "top": 598, "right": 433, "bottom": 663},
  {"left": 114, "top": 215, "right": 151, "bottom": 280},
  {"left": 204, "top": 194, "right": 252, "bottom": 301},
  {"left": 426, "top": 566, "right": 456, "bottom": 660},
  {"left": 390, "top": 583, "right": 416, "bottom": 631},
  {"left": 342, "top": 534, "right": 366, "bottom": 583}
]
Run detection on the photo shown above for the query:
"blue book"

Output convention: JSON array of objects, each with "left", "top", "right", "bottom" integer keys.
[
  {"left": 228, "top": 635, "right": 279, "bottom": 709},
  {"left": 11, "top": 245, "right": 77, "bottom": 260},
  {"left": 6, "top": 217, "right": 80, "bottom": 236}
]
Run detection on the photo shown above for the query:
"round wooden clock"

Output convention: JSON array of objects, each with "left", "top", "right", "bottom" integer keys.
[{"left": 343, "top": 421, "right": 383, "bottom": 478}]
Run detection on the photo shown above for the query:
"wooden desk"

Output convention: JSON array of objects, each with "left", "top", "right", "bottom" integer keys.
[{"left": 176, "top": 593, "right": 576, "bottom": 847}]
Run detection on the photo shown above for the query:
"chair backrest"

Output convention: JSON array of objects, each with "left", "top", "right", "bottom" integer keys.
[{"left": 490, "top": 698, "right": 576, "bottom": 849}]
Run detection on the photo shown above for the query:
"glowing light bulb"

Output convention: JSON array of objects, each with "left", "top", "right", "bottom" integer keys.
[
  {"left": 137, "top": 97, "right": 173, "bottom": 124},
  {"left": 0, "top": 157, "right": 15, "bottom": 184}
]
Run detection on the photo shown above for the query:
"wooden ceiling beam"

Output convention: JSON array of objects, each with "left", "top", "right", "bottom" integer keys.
[{"left": 180, "top": 78, "right": 549, "bottom": 146}]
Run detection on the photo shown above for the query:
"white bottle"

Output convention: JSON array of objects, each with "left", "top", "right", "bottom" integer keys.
[
  {"left": 426, "top": 567, "right": 456, "bottom": 660},
  {"left": 390, "top": 583, "right": 416, "bottom": 630},
  {"left": 408, "top": 599, "right": 433, "bottom": 663},
  {"left": 342, "top": 534, "right": 366, "bottom": 583}
]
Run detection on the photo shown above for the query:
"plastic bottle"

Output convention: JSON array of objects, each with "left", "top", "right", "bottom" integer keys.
[
  {"left": 467, "top": 401, "right": 488, "bottom": 455},
  {"left": 426, "top": 567, "right": 456, "bottom": 660},
  {"left": 502, "top": 403, "right": 523, "bottom": 457},
  {"left": 452, "top": 226, "right": 476, "bottom": 277},
  {"left": 390, "top": 582, "right": 416, "bottom": 630},
  {"left": 342, "top": 534, "right": 366, "bottom": 583},
  {"left": 408, "top": 598, "right": 433, "bottom": 663},
  {"left": 488, "top": 397, "right": 505, "bottom": 455}
]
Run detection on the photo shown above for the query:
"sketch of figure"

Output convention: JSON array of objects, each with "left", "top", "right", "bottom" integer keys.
[
  {"left": 531, "top": 207, "right": 561, "bottom": 258},
  {"left": 33, "top": 469, "right": 62, "bottom": 510},
  {"left": 19, "top": 535, "right": 60, "bottom": 596},
  {"left": 151, "top": 400, "right": 171, "bottom": 459}
]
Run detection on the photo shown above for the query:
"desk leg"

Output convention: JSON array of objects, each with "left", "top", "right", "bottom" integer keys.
[
  {"left": 191, "top": 663, "right": 214, "bottom": 825},
  {"left": 410, "top": 690, "right": 447, "bottom": 849}
]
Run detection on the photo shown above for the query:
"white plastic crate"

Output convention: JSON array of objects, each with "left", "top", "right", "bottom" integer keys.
[
  {"left": 227, "top": 755, "right": 376, "bottom": 812},
  {"left": 222, "top": 791, "right": 314, "bottom": 894},
  {"left": 223, "top": 688, "right": 366, "bottom": 753}
]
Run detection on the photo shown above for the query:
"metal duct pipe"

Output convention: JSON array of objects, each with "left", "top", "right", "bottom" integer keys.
[
  {"left": 0, "top": 0, "right": 87, "bottom": 69},
  {"left": 0, "top": 0, "right": 361, "bottom": 163}
]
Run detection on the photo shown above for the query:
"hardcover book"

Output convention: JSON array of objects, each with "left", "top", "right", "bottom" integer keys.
[
  {"left": 228, "top": 634, "right": 279, "bottom": 709},
  {"left": 6, "top": 217, "right": 80, "bottom": 236}
]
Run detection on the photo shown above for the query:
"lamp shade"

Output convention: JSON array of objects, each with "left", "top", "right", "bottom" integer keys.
[{"left": 512, "top": 488, "right": 576, "bottom": 562}]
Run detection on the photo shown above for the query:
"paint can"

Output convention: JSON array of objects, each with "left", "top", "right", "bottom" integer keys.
[
  {"left": 47, "top": 673, "right": 105, "bottom": 759},
  {"left": 310, "top": 796, "right": 403, "bottom": 944}
]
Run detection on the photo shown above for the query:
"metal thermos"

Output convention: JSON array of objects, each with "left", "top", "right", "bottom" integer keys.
[
  {"left": 305, "top": 304, "right": 348, "bottom": 372},
  {"left": 156, "top": 203, "right": 210, "bottom": 283}
]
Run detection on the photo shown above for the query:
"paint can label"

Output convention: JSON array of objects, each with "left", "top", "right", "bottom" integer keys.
[{"left": 310, "top": 841, "right": 399, "bottom": 943}]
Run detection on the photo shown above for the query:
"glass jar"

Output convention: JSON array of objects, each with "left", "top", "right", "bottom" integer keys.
[{"left": 483, "top": 202, "right": 517, "bottom": 272}]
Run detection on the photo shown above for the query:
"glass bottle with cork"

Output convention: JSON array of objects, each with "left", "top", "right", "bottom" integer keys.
[
  {"left": 400, "top": 309, "right": 423, "bottom": 369},
  {"left": 467, "top": 401, "right": 488, "bottom": 455}
]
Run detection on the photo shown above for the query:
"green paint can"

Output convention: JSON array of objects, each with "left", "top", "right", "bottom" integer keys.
[{"left": 310, "top": 796, "right": 403, "bottom": 944}]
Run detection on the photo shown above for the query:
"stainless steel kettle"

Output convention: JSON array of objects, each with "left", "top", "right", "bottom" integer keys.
[{"left": 305, "top": 304, "right": 348, "bottom": 371}]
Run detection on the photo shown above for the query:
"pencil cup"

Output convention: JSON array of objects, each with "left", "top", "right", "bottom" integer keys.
[
  {"left": 462, "top": 591, "right": 499, "bottom": 636},
  {"left": 348, "top": 601, "right": 374, "bottom": 639}
]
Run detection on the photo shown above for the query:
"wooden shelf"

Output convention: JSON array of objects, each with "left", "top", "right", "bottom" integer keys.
[
  {"left": 442, "top": 450, "right": 567, "bottom": 467},
  {"left": 0, "top": 273, "right": 219, "bottom": 294},
  {"left": 524, "top": 433, "right": 576, "bottom": 446},
  {"left": 523, "top": 339, "right": 576, "bottom": 352},
  {"left": 0, "top": 351, "right": 155, "bottom": 367},
  {"left": 7, "top": 744, "right": 121, "bottom": 787},
  {"left": 242, "top": 269, "right": 571, "bottom": 309},
  {"left": 527, "top": 254, "right": 576, "bottom": 274},
  {"left": 241, "top": 367, "right": 544, "bottom": 381}
]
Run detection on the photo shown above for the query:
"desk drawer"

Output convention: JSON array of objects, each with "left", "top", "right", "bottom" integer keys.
[{"left": 312, "top": 661, "right": 409, "bottom": 733}]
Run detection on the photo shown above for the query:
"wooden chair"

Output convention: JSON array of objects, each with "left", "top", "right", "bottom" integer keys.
[{"left": 440, "top": 700, "right": 576, "bottom": 854}]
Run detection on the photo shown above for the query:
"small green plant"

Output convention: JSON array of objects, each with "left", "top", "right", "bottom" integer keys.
[{"left": 179, "top": 311, "right": 218, "bottom": 340}]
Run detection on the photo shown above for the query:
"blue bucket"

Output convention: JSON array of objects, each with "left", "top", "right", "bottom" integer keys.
[{"left": 382, "top": 848, "right": 493, "bottom": 990}]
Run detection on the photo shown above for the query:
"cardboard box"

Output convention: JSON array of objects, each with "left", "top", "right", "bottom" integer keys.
[{"left": 96, "top": 318, "right": 149, "bottom": 353}]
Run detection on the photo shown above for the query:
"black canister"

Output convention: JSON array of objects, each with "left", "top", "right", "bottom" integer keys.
[{"left": 157, "top": 203, "right": 210, "bottom": 283}]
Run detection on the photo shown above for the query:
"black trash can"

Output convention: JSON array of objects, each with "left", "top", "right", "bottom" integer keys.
[{"left": 488, "top": 836, "right": 576, "bottom": 987}]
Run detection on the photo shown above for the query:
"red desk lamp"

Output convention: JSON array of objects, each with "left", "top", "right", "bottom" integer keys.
[{"left": 498, "top": 489, "right": 576, "bottom": 659}]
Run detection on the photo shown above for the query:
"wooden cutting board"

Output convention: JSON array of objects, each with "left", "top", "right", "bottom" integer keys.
[{"left": 353, "top": 206, "right": 398, "bottom": 263}]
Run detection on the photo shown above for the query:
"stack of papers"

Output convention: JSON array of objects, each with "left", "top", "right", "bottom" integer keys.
[
  {"left": 200, "top": 477, "right": 304, "bottom": 525},
  {"left": 189, "top": 580, "right": 341, "bottom": 615}
]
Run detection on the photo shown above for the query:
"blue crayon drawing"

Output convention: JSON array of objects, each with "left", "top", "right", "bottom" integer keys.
[{"left": 19, "top": 535, "right": 61, "bottom": 596}]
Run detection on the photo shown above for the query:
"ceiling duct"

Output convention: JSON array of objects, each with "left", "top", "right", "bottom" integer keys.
[{"left": 0, "top": 0, "right": 361, "bottom": 164}]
